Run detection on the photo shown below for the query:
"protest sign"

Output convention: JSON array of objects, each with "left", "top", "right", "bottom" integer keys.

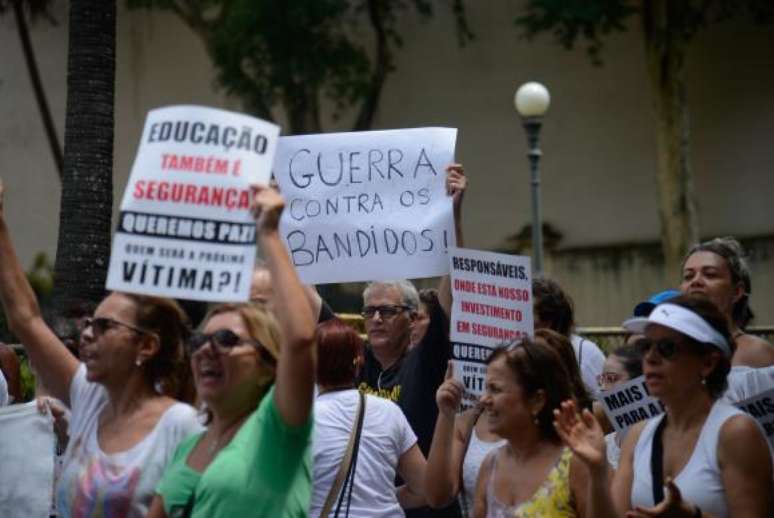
[
  {"left": 106, "top": 105, "right": 280, "bottom": 301},
  {"left": 734, "top": 386, "right": 774, "bottom": 451},
  {"left": 599, "top": 375, "right": 665, "bottom": 435},
  {"left": 448, "top": 247, "right": 532, "bottom": 407},
  {"left": 0, "top": 402, "right": 55, "bottom": 518},
  {"left": 274, "top": 127, "right": 457, "bottom": 284}
]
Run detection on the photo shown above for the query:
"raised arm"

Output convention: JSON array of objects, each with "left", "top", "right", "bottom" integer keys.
[
  {"left": 250, "top": 184, "right": 316, "bottom": 427},
  {"left": 438, "top": 164, "right": 466, "bottom": 317},
  {"left": 0, "top": 182, "right": 78, "bottom": 403},
  {"left": 425, "top": 362, "right": 471, "bottom": 507},
  {"left": 553, "top": 400, "right": 621, "bottom": 518}
]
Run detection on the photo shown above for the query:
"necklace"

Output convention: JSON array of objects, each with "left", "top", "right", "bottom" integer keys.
[{"left": 206, "top": 413, "right": 247, "bottom": 456}]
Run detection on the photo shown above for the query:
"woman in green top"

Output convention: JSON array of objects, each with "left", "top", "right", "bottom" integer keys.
[{"left": 149, "top": 185, "right": 318, "bottom": 518}]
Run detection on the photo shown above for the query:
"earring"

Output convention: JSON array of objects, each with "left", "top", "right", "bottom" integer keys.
[
  {"left": 700, "top": 377, "right": 706, "bottom": 385},
  {"left": 532, "top": 414, "right": 539, "bottom": 425},
  {"left": 135, "top": 358, "right": 143, "bottom": 367}
]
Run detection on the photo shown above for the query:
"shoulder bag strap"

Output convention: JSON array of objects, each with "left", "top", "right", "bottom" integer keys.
[
  {"left": 650, "top": 416, "right": 668, "bottom": 505},
  {"left": 320, "top": 391, "right": 366, "bottom": 518}
]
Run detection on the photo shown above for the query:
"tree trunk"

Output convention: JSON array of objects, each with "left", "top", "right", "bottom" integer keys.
[
  {"left": 52, "top": 0, "right": 116, "bottom": 312},
  {"left": 642, "top": 0, "right": 699, "bottom": 284}
]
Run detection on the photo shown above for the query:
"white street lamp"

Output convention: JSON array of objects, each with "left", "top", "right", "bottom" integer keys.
[{"left": 514, "top": 81, "right": 550, "bottom": 274}]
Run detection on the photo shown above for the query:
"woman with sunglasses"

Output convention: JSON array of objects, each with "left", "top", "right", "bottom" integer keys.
[
  {"left": 681, "top": 237, "right": 774, "bottom": 368},
  {"left": 0, "top": 183, "right": 202, "bottom": 517},
  {"left": 555, "top": 295, "right": 771, "bottom": 517},
  {"left": 150, "top": 185, "right": 317, "bottom": 517}
]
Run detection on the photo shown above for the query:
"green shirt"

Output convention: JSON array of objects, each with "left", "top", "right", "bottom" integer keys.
[{"left": 156, "top": 386, "right": 312, "bottom": 517}]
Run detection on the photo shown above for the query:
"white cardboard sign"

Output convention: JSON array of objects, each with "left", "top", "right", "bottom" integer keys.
[
  {"left": 734, "top": 386, "right": 774, "bottom": 450},
  {"left": 274, "top": 127, "right": 457, "bottom": 284},
  {"left": 106, "top": 105, "right": 280, "bottom": 301},
  {"left": 599, "top": 375, "right": 665, "bottom": 435},
  {"left": 448, "top": 247, "right": 532, "bottom": 406}
]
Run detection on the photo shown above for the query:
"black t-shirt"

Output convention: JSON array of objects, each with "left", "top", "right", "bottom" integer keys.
[{"left": 357, "top": 302, "right": 461, "bottom": 518}]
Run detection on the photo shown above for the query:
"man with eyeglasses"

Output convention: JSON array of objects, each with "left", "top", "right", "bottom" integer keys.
[{"left": 356, "top": 164, "right": 466, "bottom": 518}]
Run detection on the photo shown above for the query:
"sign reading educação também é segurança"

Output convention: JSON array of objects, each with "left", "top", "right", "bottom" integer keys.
[
  {"left": 107, "top": 105, "right": 280, "bottom": 302},
  {"left": 274, "top": 127, "right": 457, "bottom": 284}
]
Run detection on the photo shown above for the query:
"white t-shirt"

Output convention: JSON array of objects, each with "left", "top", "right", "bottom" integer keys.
[
  {"left": 310, "top": 390, "right": 417, "bottom": 518},
  {"left": 0, "top": 368, "right": 8, "bottom": 407},
  {"left": 722, "top": 365, "right": 774, "bottom": 403},
  {"left": 56, "top": 365, "right": 203, "bottom": 518},
  {"left": 571, "top": 334, "right": 606, "bottom": 397}
]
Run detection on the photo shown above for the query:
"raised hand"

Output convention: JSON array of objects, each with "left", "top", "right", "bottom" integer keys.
[
  {"left": 553, "top": 399, "right": 607, "bottom": 471},
  {"left": 445, "top": 163, "right": 467, "bottom": 211},
  {"left": 249, "top": 184, "right": 285, "bottom": 234},
  {"left": 436, "top": 361, "right": 465, "bottom": 418},
  {"left": 625, "top": 479, "right": 698, "bottom": 518}
]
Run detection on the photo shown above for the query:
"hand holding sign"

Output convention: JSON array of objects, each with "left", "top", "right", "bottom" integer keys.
[
  {"left": 250, "top": 184, "right": 284, "bottom": 235},
  {"left": 445, "top": 163, "right": 466, "bottom": 215},
  {"left": 553, "top": 400, "right": 607, "bottom": 473},
  {"left": 436, "top": 361, "right": 465, "bottom": 418}
]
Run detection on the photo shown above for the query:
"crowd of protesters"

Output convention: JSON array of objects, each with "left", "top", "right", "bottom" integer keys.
[{"left": 0, "top": 160, "right": 771, "bottom": 518}]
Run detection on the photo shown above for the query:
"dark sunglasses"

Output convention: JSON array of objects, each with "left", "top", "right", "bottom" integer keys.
[
  {"left": 361, "top": 305, "right": 410, "bottom": 319},
  {"left": 634, "top": 338, "right": 680, "bottom": 360},
  {"left": 83, "top": 317, "right": 149, "bottom": 337},
  {"left": 187, "top": 329, "right": 276, "bottom": 364}
]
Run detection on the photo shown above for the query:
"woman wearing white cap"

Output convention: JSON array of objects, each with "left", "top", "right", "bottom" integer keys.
[{"left": 554, "top": 295, "right": 771, "bottom": 518}]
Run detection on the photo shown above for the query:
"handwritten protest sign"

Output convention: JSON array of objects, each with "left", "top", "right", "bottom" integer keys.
[
  {"left": 449, "top": 247, "right": 532, "bottom": 406},
  {"left": 599, "top": 375, "right": 665, "bottom": 435},
  {"left": 107, "top": 105, "right": 280, "bottom": 301},
  {"left": 734, "top": 386, "right": 774, "bottom": 451},
  {"left": 274, "top": 128, "right": 457, "bottom": 284},
  {"left": 0, "top": 402, "right": 55, "bottom": 518}
]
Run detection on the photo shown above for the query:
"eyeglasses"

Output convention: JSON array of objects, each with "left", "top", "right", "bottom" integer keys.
[
  {"left": 597, "top": 372, "right": 624, "bottom": 389},
  {"left": 83, "top": 317, "right": 150, "bottom": 338},
  {"left": 361, "top": 305, "right": 410, "bottom": 320},
  {"left": 634, "top": 338, "right": 680, "bottom": 360},
  {"left": 186, "top": 329, "right": 276, "bottom": 364}
]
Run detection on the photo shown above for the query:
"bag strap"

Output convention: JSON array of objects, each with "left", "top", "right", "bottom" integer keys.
[
  {"left": 335, "top": 392, "right": 366, "bottom": 517},
  {"left": 650, "top": 416, "right": 668, "bottom": 505},
  {"left": 320, "top": 391, "right": 366, "bottom": 518}
]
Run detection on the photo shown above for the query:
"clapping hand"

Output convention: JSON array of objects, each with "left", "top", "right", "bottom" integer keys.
[
  {"left": 553, "top": 399, "right": 607, "bottom": 472},
  {"left": 626, "top": 479, "right": 699, "bottom": 518}
]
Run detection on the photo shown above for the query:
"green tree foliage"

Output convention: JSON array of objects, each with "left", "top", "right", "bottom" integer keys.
[
  {"left": 128, "top": 0, "right": 473, "bottom": 134},
  {"left": 514, "top": 0, "right": 773, "bottom": 280}
]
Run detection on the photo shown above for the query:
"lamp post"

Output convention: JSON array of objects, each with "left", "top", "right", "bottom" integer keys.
[{"left": 514, "top": 82, "right": 550, "bottom": 274}]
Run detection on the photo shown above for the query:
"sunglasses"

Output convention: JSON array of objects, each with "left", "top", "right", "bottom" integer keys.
[
  {"left": 361, "top": 305, "right": 410, "bottom": 319},
  {"left": 597, "top": 372, "right": 624, "bottom": 388},
  {"left": 634, "top": 338, "right": 681, "bottom": 360},
  {"left": 187, "top": 329, "right": 276, "bottom": 364},
  {"left": 83, "top": 317, "right": 150, "bottom": 337}
]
